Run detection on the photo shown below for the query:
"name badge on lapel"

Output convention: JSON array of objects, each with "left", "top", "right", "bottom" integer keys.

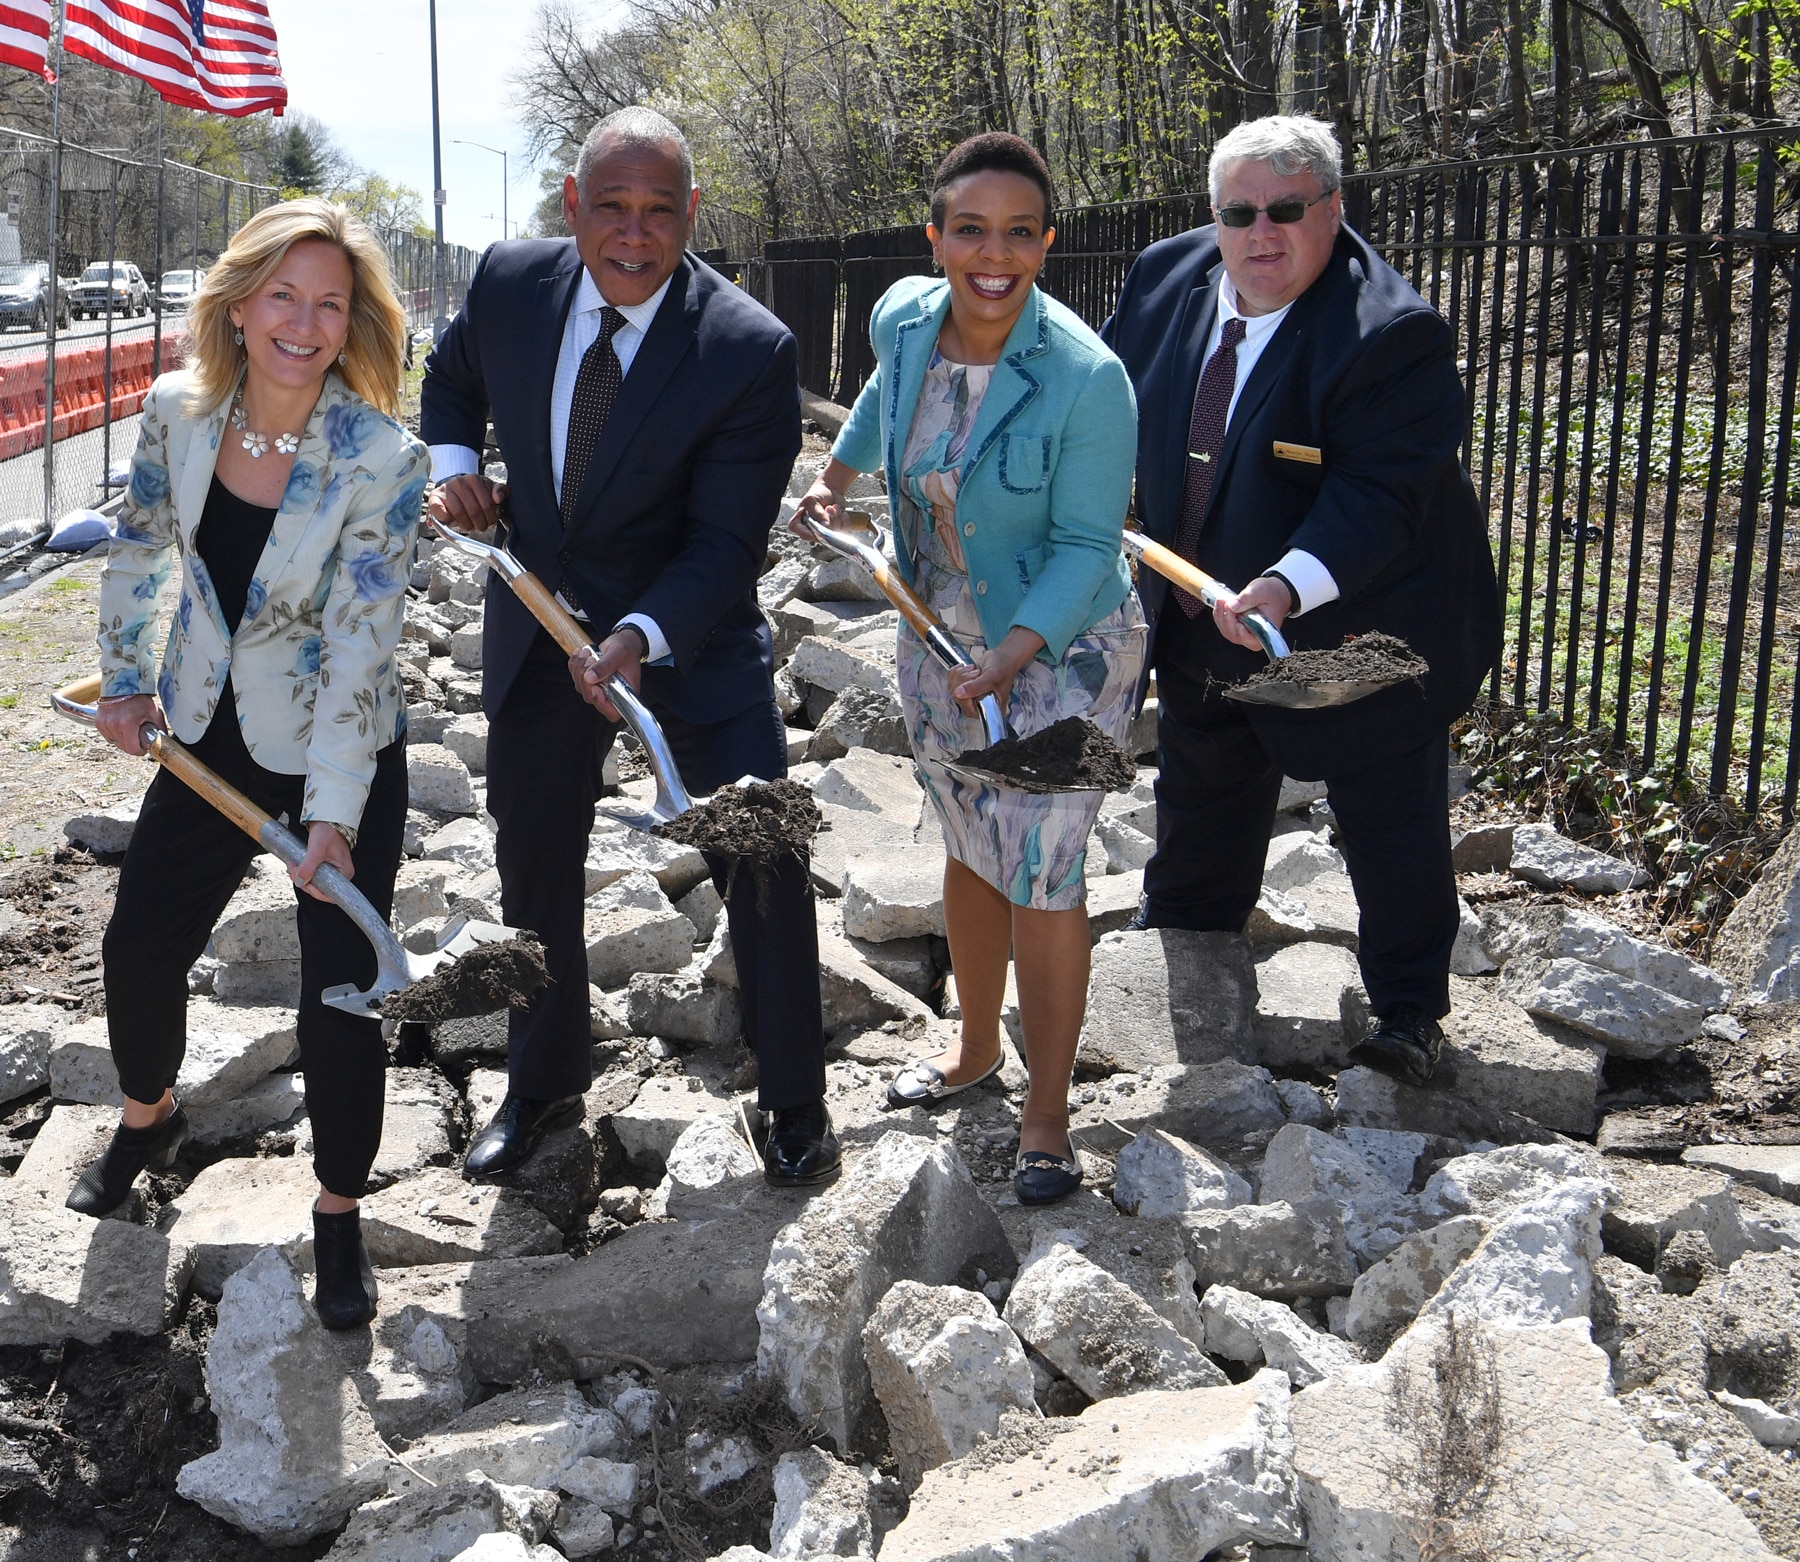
[{"left": 1273, "top": 441, "right": 1322, "bottom": 465}]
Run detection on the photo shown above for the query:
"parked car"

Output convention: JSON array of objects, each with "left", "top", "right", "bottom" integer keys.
[
  {"left": 0, "top": 262, "right": 69, "bottom": 332},
  {"left": 158, "top": 268, "right": 204, "bottom": 310},
  {"left": 69, "top": 261, "right": 150, "bottom": 320}
]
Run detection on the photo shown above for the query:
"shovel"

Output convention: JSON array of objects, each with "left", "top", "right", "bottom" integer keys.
[
  {"left": 794, "top": 509, "right": 1103, "bottom": 794},
  {"left": 423, "top": 518, "right": 709, "bottom": 831},
  {"left": 50, "top": 674, "right": 507, "bottom": 1017},
  {"left": 1121, "top": 529, "right": 1407, "bottom": 709}
]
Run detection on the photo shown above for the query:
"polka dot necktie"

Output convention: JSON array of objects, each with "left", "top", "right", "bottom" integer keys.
[
  {"left": 1172, "top": 315, "right": 1248, "bottom": 618},
  {"left": 559, "top": 305, "right": 628, "bottom": 526}
]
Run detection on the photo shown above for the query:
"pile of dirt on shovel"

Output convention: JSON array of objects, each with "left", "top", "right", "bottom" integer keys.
[
  {"left": 953, "top": 717, "right": 1137, "bottom": 792},
  {"left": 383, "top": 932, "right": 550, "bottom": 1024},
  {"left": 1236, "top": 630, "right": 1428, "bottom": 692},
  {"left": 656, "top": 778, "right": 822, "bottom": 863}
]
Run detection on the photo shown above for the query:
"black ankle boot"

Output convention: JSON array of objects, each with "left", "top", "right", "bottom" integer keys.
[
  {"left": 65, "top": 1104, "right": 188, "bottom": 1218},
  {"left": 312, "top": 1207, "right": 378, "bottom": 1330}
]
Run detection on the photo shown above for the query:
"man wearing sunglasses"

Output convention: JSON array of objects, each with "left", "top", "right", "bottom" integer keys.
[{"left": 1102, "top": 115, "right": 1500, "bottom": 1089}]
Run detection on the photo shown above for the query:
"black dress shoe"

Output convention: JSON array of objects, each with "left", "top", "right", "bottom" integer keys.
[
  {"left": 313, "top": 1207, "right": 378, "bottom": 1330},
  {"left": 1015, "top": 1143, "right": 1084, "bottom": 1205},
  {"left": 463, "top": 1093, "right": 585, "bottom": 1179},
  {"left": 65, "top": 1104, "right": 188, "bottom": 1217},
  {"left": 1347, "top": 1004, "right": 1446, "bottom": 1087},
  {"left": 763, "top": 1101, "right": 841, "bottom": 1187}
]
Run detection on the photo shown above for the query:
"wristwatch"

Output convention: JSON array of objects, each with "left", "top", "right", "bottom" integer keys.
[
  {"left": 323, "top": 820, "right": 359, "bottom": 851},
  {"left": 1261, "top": 570, "right": 1300, "bottom": 616},
  {"left": 615, "top": 622, "right": 651, "bottom": 662}
]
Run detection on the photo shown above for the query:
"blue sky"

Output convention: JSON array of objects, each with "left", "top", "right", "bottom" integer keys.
[{"left": 266, "top": 0, "right": 623, "bottom": 250}]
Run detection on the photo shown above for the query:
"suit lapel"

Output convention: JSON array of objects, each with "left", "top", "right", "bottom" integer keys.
[
  {"left": 959, "top": 287, "right": 1048, "bottom": 481},
  {"left": 175, "top": 387, "right": 231, "bottom": 643},
  {"left": 886, "top": 283, "right": 951, "bottom": 488},
  {"left": 534, "top": 251, "right": 584, "bottom": 500},
  {"left": 1159, "top": 273, "right": 1220, "bottom": 543},
  {"left": 565, "top": 258, "right": 698, "bottom": 538}
]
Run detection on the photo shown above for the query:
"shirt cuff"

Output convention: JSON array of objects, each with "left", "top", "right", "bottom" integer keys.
[
  {"left": 1270, "top": 549, "right": 1339, "bottom": 615},
  {"left": 615, "top": 613, "right": 672, "bottom": 665},
  {"left": 428, "top": 444, "right": 481, "bottom": 483}
]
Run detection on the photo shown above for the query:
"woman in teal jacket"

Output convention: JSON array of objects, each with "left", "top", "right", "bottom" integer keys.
[{"left": 795, "top": 132, "right": 1145, "bottom": 1205}]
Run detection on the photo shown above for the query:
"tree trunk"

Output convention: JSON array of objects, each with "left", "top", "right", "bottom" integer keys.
[
  {"left": 1504, "top": 0, "right": 1531, "bottom": 138},
  {"left": 1317, "top": 0, "right": 1358, "bottom": 167},
  {"left": 1549, "top": 0, "right": 1573, "bottom": 144},
  {"left": 1237, "top": 0, "right": 1278, "bottom": 119}
]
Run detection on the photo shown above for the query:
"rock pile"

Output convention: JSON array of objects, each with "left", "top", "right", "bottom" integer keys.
[{"left": 5, "top": 451, "right": 1796, "bottom": 1559}]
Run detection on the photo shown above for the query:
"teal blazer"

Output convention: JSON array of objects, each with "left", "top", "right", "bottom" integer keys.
[{"left": 833, "top": 276, "right": 1137, "bottom": 661}]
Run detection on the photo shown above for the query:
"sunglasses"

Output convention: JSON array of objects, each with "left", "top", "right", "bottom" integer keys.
[{"left": 1215, "top": 192, "right": 1333, "bottom": 227}]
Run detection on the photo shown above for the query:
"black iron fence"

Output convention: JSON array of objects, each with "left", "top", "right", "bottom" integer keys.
[{"left": 730, "top": 128, "right": 1800, "bottom": 818}]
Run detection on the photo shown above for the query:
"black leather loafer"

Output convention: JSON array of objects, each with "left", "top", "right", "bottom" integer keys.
[
  {"left": 312, "top": 1206, "right": 378, "bottom": 1330},
  {"left": 1347, "top": 1004, "right": 1446, "bottom": 1087},
  {"left": 1015, "top": 1145, "right": 1084, "bottom": 1206},
  {"left": 763, "top": 1101, "right": 841, "bottom": 1187},
  {"left": 463, "top": 1093, "right": 585, "bottom": 1180},
  {"left": 65, "top": 1103, "right": 188, "bottom": 1218}
]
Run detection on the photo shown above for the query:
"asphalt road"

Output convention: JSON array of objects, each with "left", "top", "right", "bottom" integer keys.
[{"left": 0, "top": 314, "right": 173, "bottom": 358}]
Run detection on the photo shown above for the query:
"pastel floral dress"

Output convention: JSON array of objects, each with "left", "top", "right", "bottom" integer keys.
[{"left": 896, "top": 350, "right": 1147, "bottom": 911}]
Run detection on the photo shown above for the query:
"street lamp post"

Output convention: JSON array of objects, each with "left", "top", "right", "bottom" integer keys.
[
  {"left": 453, "top": 139, "right": 508, "bottom": 245},
  {"left": 428, "top": 0, "right": 448, "bottom": 340}
]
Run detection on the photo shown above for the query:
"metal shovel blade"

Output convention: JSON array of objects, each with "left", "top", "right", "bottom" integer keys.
[
  {"left": 49, "top": 675, "right": 513, "bottom": 1018},
  {"left": 1223, "top": 676, "right": 1410, "bottom": 709},
  {"left": 319, "top": 913, "right": 516, "bottom": 1017}
]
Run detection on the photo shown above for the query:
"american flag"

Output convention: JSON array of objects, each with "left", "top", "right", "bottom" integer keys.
[
  {"left": 0, "top": 2, "right": 53, "bottom": 81},
  {"left": 64, "top": 0, "right": 287, "bottom": 117}
]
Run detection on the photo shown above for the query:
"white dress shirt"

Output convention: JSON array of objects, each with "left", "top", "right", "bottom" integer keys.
[
  {"left": 430, "top": 268, "right": 675, "bottom": 661},
  {"left": 1199, "top": 271, "right": 1339, "bottom": 615}
]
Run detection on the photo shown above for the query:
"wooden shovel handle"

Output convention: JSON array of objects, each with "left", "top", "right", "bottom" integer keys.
[
  {"left": 1126, "top": 530, "right": 1228, "bottom": 610},
  {"left": 146, "top": 734, "right": 280, "bottom": 842},
  {"left": 508, "top": 570, "right": 593, "bottom": 658},
  {"left": 56, "top": 674, "right": 104, "bottom": 707},
  {"left": 863, "top": 554, "right": 945, "bottom": 646}
]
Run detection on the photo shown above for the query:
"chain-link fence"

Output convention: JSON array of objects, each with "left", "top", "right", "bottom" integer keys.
[
  {"left": 0, "top": 126, "right": 483, "bottom": 552},
  {"left": 0, "top": 129, "right": 277, "bottom": 537}
]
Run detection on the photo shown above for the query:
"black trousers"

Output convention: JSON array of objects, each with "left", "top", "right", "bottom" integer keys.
[
  {"left": 486, "top": 629, "right": 826, "bottom": 1110},
  {"left": 1143, "top": 610, "right": 1457, "bottom": 1019},
  {"left": 102, "top": 701, "right": 408, "bottom": 1197}
]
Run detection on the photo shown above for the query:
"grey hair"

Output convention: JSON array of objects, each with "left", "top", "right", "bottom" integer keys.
[
  {"left": 1208, "top": 115, "right": 1343, "bottom": 203},
  {"left": 574, "top": 106, "right": 694, "bottom": 195}
]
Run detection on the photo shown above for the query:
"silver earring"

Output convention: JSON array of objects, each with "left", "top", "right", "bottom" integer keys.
[
  {"left": 338, "top": 350, "right": 347, "bottom": 365},
  {"left": 234, "top": 328, "right": 243, "bottom": 345}
]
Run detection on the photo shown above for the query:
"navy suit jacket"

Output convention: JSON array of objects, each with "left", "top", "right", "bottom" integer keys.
[
  {"left": 421, "top": 241, "right": 801, "bottom": 725},
  {"left": 1102, "top": 224, "right": 1500, "bottom": 775}
]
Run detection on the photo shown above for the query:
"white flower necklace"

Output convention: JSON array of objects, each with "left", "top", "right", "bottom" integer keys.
[{"left": 230, "top": 388, "right": 300, "bottom": 458}]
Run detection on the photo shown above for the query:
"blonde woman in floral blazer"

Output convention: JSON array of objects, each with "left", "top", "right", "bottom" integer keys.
[{"left": 73, "top": 198, "right": 425, "bottom": 1332}]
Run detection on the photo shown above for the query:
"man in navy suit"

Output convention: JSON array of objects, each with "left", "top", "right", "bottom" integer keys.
[
  {"left": 422, "top": 107, "right": 837, "bottom": 1184},
  {"left": 1102, "top": 115, "right": 1500, "bottom": 1086}
]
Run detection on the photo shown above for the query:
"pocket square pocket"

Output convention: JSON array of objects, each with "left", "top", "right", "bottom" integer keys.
[{"left": 1273, "top": 441, "right": 1323, "bottom": 465}]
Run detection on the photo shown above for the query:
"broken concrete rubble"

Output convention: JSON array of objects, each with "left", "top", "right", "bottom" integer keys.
[
  {"left": 878, "top": 1375, "right": 1305, "bottom": 1561},
  {"left": 1003, "top": 1234, "right": 1227, "bottom": 1400},
  {"left": 1291, "top": 1317, "right": 1780, "bottom": 1561},
  {"left": 758, "top": 1134, "right": 1014, "bottom": 1452},
  {"left": 863, "top": 1280, "right": 1037, "bottom": 1485},
  {"left": 177, "top": 1247, "right": 389, "bottom": 1543}
]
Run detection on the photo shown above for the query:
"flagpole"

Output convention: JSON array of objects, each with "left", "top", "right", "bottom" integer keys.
[
  {"left": 428, "top": 0, "right": 446, "bottom": 340},
  {"left": 41, "top": 8, "right": 62, "bottom": 531},
  {"left": 152, "top": 97, "right": 164, "bottom": 376}
]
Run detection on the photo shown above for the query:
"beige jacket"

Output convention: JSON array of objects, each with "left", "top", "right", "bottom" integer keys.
[{"left": 97, "top": 369, "right": 427, "bottom": 828}]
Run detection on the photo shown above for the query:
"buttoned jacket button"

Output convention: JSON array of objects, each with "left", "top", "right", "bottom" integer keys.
[
  {"left": 975, "top": 580, "right": 988, "bottom": 595},
  {"left": 963, "top": 522, "right": 976, "bottom": 536}
]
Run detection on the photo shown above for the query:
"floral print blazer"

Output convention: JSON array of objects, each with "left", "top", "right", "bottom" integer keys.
[{"left": 97, "top": 369, "right": 427, "bottom": 831}]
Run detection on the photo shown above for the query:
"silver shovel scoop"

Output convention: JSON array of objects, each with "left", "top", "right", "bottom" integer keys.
[
  {"left": 50, "top": 677, "right": 511, "bottom": 1016},
  {"left": 423, "top": 518, "right": 716, "bottom": 830}
]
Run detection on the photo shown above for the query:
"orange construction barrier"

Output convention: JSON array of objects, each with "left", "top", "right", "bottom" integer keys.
[{"left": 0, "top": 333, "right": 189, "bottom": 465}]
